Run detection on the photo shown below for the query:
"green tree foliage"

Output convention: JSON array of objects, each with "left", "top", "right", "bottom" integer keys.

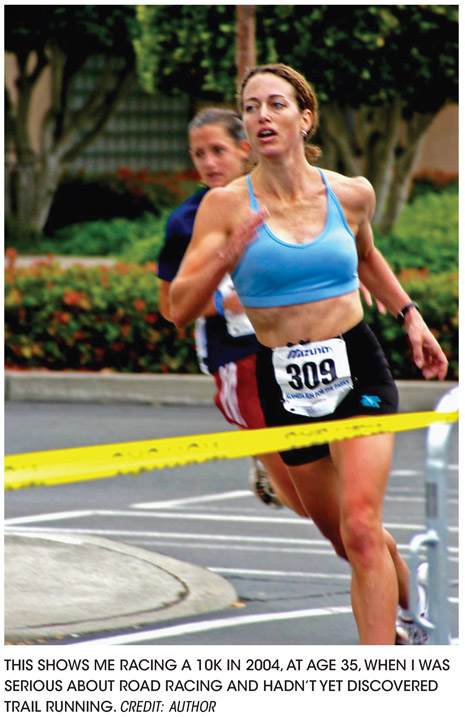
[
  {"left": 134, "top": 4, "right": 458, "bottom": 232},
  {"left": 134, "top": 5, "right": 236, "bottom": 102},
  {"left": 263, "top": 5, "right": 457, "bottom": 112},
  {"left": 5, "top": 5, "right": 137, "bottom": 233}
]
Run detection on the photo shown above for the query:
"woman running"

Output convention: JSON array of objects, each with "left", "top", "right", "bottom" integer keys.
[{"left": 170, "top": 65, "right": 448, "bottom": 644}]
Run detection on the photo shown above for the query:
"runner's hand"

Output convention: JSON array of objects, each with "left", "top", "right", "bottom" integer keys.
[
  {"left": 405, "top": 311, "right": 448, "bottom": 380},
  {"left": 219, "top": 208, "right": 268, "bottom": 271}
]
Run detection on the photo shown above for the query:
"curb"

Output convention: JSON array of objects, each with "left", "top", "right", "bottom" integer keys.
[
  {"left": 4, "top": 370, "right": 458, "bottom": 413},
  {"left": 4, "top": 531, "right": 238, "bottom": 643},
  {"left": 5, "top": 371, "right": 216, "bottom": 405},
  {"left": 394, "top": 380, "right": 458, "bottom": 412}
]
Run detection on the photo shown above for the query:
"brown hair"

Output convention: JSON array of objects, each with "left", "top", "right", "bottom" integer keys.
[
  {"left": 237, "top": 63, "right": 321, "bottom": 165},
  {"left": 188, "top": 107, "right": 246, "bottom": 144}
]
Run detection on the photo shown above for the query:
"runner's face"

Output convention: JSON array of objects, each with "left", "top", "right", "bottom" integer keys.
[
  {"left": 242, "top": 73, "right": 310, "bottom": 156},
  {"left": 189, "top": 124, "right": 249, "bottom": 189}
]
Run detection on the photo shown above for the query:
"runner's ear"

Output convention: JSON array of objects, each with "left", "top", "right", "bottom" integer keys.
[{"left": 240, "top": 139, "right": 252, "bottom": 158}]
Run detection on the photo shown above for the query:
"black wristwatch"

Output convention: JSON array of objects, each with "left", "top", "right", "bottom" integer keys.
[{"left": 397, "top": 301, "right": 420, "bottom": 325}]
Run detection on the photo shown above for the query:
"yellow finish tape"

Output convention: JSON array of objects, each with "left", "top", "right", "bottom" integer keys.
[{"left": 4, "top": 410, "right": 458, "bottom": 491}]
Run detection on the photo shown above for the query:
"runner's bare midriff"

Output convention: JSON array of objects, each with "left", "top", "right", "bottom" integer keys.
[{"left": 243, "top": 290, "right": 363, "bottom": 347}]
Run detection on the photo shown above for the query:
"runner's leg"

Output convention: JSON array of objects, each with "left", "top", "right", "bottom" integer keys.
[
  {"left": 329, "top": 432, "right": 399, "bottom": 644},
  {"left": 252, "top": 450, "right": 308, "bottom": 516},
  {"left": 285, "top": 455, "right": 347, "bottom": 559},
  {"left": 287, "top": 444, "right": 410, "bottom": 640}
]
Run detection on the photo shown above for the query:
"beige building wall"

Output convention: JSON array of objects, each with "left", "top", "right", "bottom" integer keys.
[{"left": 414, "top": 103, "right": 459, "bottom": 174}]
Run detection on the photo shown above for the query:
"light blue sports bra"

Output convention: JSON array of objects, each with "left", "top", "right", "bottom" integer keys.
[{"left": 231, "top": 168, "right": 359, "bottom": 307}]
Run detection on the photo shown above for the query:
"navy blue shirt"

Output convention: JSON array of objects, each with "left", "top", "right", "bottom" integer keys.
[{"left": 157, "top": 190, "right": 260, "bottom": 374}]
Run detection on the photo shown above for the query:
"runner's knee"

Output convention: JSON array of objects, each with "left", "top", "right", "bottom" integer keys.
[{"left": 340, "top": 510, "right": 384, "bottom": 567}]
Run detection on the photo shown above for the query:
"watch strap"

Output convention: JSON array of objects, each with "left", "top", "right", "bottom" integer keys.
[{"left": 397, "top": 301, "right": 420, "bottom": 325}]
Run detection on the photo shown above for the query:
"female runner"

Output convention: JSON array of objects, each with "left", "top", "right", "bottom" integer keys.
[{"left": 170, "top": 65, "right": 448, "bottom": 644}]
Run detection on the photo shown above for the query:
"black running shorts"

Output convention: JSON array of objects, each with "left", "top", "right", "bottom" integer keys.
[{"left": 255, "top": 320, "right": 399, "bottom": 466}]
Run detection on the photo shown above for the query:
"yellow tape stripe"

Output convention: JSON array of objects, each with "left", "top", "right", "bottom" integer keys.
[{"left": 4, "top": 410, "right": 458, "bottom": 490}]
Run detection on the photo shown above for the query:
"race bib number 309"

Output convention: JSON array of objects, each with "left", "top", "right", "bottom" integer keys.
[{"left": 272, "top": 338, "right": 353, "bottom": 418}]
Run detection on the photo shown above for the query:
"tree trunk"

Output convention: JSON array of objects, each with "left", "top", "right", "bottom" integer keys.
[
  {"left": 318, "top": 103, "right": 362, "bottom": 176},
  {"left": 5, "top": 50, "right": 134, "bottom": 235},
  {"left": 319, "top": 100, "right": 438, "bottom": 233},
  {"left": 235, "top": 6, "right": 256, "bottom": 81},
  {"left": 379, "top": 111, "right": 435, "bottom": 234},
  {"left": 366, "top": 99, "right": 404, "bottom": 226},
  {"left": 5, "top": 50, "right": 46, "bottom": 231}
]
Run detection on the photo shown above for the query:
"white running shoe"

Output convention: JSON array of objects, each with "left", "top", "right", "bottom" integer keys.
[
  {"left": 248, "top": 457, "right": 283, "bottom": 509},
  {"left": 396, "top": 562, "right": 429, "bottom": 645}
]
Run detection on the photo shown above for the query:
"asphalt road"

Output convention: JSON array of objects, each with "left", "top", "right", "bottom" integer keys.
[{"left": 4, "top": 401, "right": 459, "bottom": 646}]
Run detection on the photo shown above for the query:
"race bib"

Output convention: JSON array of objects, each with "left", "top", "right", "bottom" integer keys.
[{"left": 272, "top": 338, "right": 353, "bottom": 418}]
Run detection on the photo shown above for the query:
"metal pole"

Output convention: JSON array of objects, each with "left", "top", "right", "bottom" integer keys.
[{"left": 408, "top": 387, "right": 459, "bottom": 645}]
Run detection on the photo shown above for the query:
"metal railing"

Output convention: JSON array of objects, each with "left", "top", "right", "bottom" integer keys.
[{"left": 408, "top": 386, "right": 459, "bottom": 645}]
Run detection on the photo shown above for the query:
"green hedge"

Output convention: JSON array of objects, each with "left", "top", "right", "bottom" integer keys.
[
  {"left": 31, "top": 211, "right": 171, "bottom": 260},
  {"left": 4, "top": 257, "right": 458, "bottom": 380},
  {"left": 374, "top": 191, "right": 458, "bottom": 274},
  {"left": 364, "top": 272, "right": 458, "bottom": 380}
]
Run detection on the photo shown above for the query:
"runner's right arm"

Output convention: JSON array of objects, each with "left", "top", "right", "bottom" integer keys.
[{"left": 170, "top": 188, "right": 267, "bottom": 328}]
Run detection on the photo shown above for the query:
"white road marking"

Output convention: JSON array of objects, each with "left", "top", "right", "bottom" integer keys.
[
  {"left": 5, "top": 529, "right": 85, "bottom": 545},
  {"left": 135, "top": 493, "right": 458, "bottom": 507},
  {"left": 79, "top": 606, "right": 355, "bottom": 646},
  {"left": 123, "top": 540, "right": 340, "bottom": 556},
  {"left": 6, "top": 526, "right": 458, "bottom": 557},
  {"left": 5, "top": 508, "right": 458, "bottom": 533},
  {"left": 4, "top": 508, "right": 309, "bottom": 526},
  {"left": 4, "top": 509, "right": 94, "bottom": 525},
  {"left": 208, "top": 567, "right": 351, "bottom": 580},
  {"left": 390, "top": 465, "right": 457, "bottom": 476},
  {"left": 120, "top": 540, "right": 459, "bottom": 562},
  {"left": 387, "top": 495, "right": 458, "bottom": 504},
  {"left": 131, "top": 490, "right": 251, "bottom": 510},
  {"left": 390, "top": 470, "right": 422, "bottom": 476},
  {"left": 2, "top": 525, "right": 340, "bottom": 546},
  {"left": 79, "top": 509, "right": 310, "bottom": 525}
]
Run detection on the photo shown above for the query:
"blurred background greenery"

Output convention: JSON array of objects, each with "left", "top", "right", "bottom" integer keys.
[{"left": 4, "top": 5, "right": 458, "bottom": 379}]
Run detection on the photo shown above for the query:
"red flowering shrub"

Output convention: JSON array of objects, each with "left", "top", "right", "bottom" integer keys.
[
  {"left": 5, "top": 261, "right": 199, "bottom": 373},
  {"left": 114, "top": 167, "right": 199, "bottom": 203},
  {"left": 4, "top": 257, "right": 458, "bottom": 379},
  {"left": 412, "top": 168, "right": 458, "bottom": 187}
]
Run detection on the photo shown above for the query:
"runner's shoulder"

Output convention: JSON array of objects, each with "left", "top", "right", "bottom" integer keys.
[
  {"left": 321, "top": 168, "right": 375, "bottom": 215},
  {"left": 198, "top": 178, "right": 249, "bottom": 224}
]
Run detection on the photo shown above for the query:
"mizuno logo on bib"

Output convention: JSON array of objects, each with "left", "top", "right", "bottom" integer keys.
[{"left": 272, "top": 338, "right": 353, "bottom": 418}]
